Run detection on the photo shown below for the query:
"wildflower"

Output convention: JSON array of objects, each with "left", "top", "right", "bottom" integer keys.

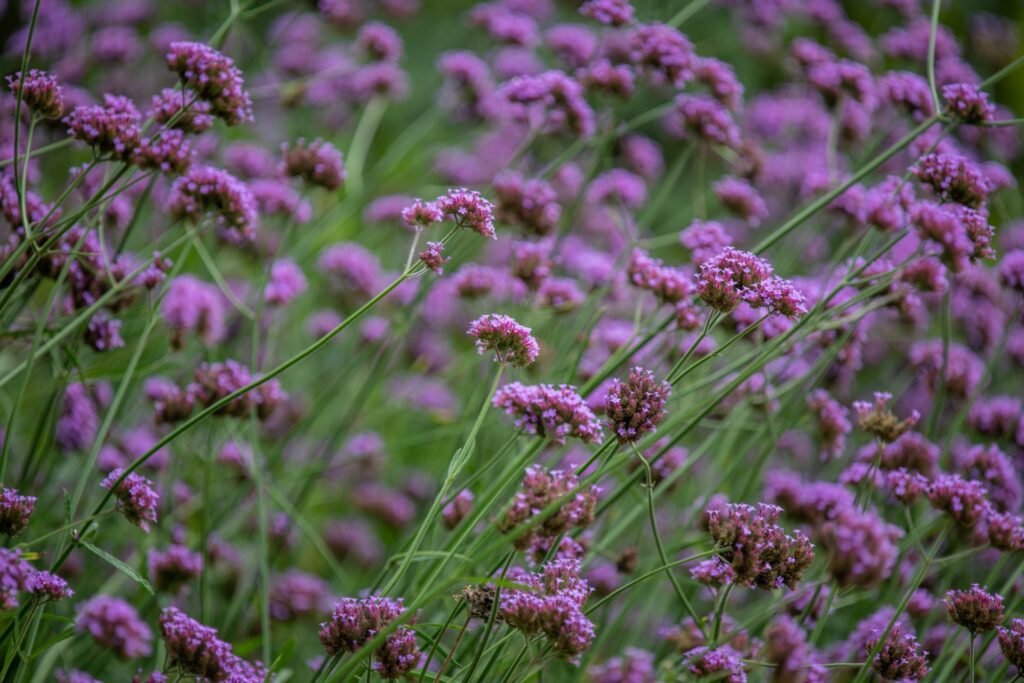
[
  {"left": 499, "top": 466, "right": 598, "bottom": 549},
  {"left": 807, "top": 389, "right": 851, "bottom": 458},
  {"left": 269, "top": 570, "right": 330, "bottom": 622},
  {"left": 319, "top": 242, "right": 383, "bottom": 299},
  {"left": 373, "top": 626, "right": 421, "bottom": 679},
  {"left": 102, "top": 468, "right": 160, "bottom": 532},
  {"left": 694, "top": 247, "right": 773, "bottom": 313},
  {"left": 264, "top": 259, "right": 308, "bottom": 306},
  {"left": 27, "top": 570, "right": 73, "bottom": 601},
  {"left": 441, "top": 489, "right": 474, "bottom": 530},
  {"left": 627, "top": 248, "right": 692, "bottom": 304},
  {"left": 998, "top": 619, "right": 1024, "bottom": 674},
  {"left": 713, "top": 177, "right": 767, "bottom": 226},
  {"left": 586, "top": 169, "right": 647, "bottom": 210},
  {"left": 910, "top": 340, "right": 984, "bottom": 398},
  {"left": 853, "top": 392, "right": 920, "bottom": 442},
  {"left": 282, "top": 138, "right": 345, "bottom": 190},
  {"left": 500, "top": 559, "right": 595, "bottom": 658},
  {"left": 497, "top": 70, "right": 595, "bottom": 138},
  {"left": 946, "top": 585, "right": 1005, "bottom": 635},
  {"left": 685, "top": 646, "right": 747, "bottom": 682},
  {"left": 589, "top": 648, "right": 655, "bottom": 683},
  {"left": 493, "top": 171, "right": 561, "bottom": 235},
  {"left": 818, "top": 507, "right": 903, "bottom": 588},
  {"left": 680, "top": 220, "right": 733, "bottom": 266},
  {"left": 666, "top": 94, "right": 741, "bottom": 149},
  {"left": 190, "top": 360, "right": 287, "bottom": 420},
  {"left": 148, "top": 544, "right": 203, "bottom": 594},
  {"left": 952, "top": 443, "right": 1021, "bottom": 512},
  {"left": 435, "top": 187, "right": 497, "bottom": 238},
  {"left": 77, "top": 596, "right": 153, "bottom": 660},
  {"left": 166, "top": 41, "right": 253, "bottom": 125},
  {"left": 879, "top": 71, "right": 935, "bottom": 121},
  {"left": 319, "top": 597, "right": 421, "bottom": 675},
  {"left": 1000, "top": 249, "right": 1024, "bottom": 294},
  {"left": 0, "top": 487, "right": 36, "bottom": 537},
  {"left": 0, "top": 548, "right": 33, "bottom": 609},
  {"left": 148, "top": 88, "right": 214, "bottom": 134},
  {"left": 864, "top": 624, "right": 930, "bottom": 681},
  {"left": 168, "top": 165, "right": 258, "bottom": 243},
  {"left": 401, "top": 199, "right": 441, "bottom": 230},
  {"left": 467, "top": 314, "right": 539, "bottom": 367},
  {"left": 942, "top": 82, "right": 995, "bottom": 124},
  {"left": 706, "top": 503, "right": 815, "bottom": 590},
  {"left": 162, "top": 275, "right": 227, "bottom": 348},
  {"left": 355, "top": 21, "right": 404, "bottom": 63},
  {"left": 987, "top": 511, "right": 1024, "bottom": 552},
  {"left": 915, "top": 153, "right": 993, "bottom": 208},
  {"left": 133, "top": 129, "right": 192, "bottom": 175},
  {"left": 64, "top": 96, "right": 142, "bottom": 161},
  {"left": 604, "top": 367, "right": 671, "bottom": 443},
  {"left": 926, "top": 474, "right": 990, "bottom": 529},
  {"left": 492, "top": 382, "right": 603, "bottom": 443},
  {"left": 6, "top": 69, "right": 64, "bottom": 118},
  {"left": 628, "top": 22, "right": 694, "bottom": 87},
  {"left": 580, "top": 0, "right": 634, "bottom": 26},
  {"left": 690, "top": 557, "right": 736, "bottom": 588},
  {"left": 160, "top": 606, "right": 265, "bottom": 679}
]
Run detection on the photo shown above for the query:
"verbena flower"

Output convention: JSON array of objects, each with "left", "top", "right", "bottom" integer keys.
[
  {"left": 864, "top": 624, "right": 930, "bottom": 681},
  {"left": 160, "top": 606, "right": 265, "bottom": 679},
  {"left": 282, "top": 138, "right": 345, "bottom": 190},
  {"left": 499, "top": 466, "right": 598, "bottom": 549},
  {"left": 166, "top": 41, "right": 253, "bottom": 125},
  {"left": 0, "top": 487, "right": 36, "bottom": 537},
  {"left": 6, "top": 69, "right": 64, "bottom": 118},
  {"left": 604, "top": 367, "right": 670, "bottom": 443},
  {"left": 77, "top": 596, "right": 153, "bottom": 660},
  {"left": 492, "top": 382, "right": 602, "bottom": 443},
  {"left": 168, "top": 165, "right": 258, "bottom": 244},
  {"left": 435, "top": 187, "right": 497, "bottom": 238},
  {"left": 102, "top": 469, "right": 160, "bottom": 532},
  {"left": 579, "top": 0, "right": 634, "bottom": 26},
  {"left": 467, "top": 313, "right": 539, "bottom": 367},
  {"left": 945, "top": 585, "right": 1005, "bottom": 634},
  {"left": 942, "top": 82, "right": 995, "bottom": 123}
]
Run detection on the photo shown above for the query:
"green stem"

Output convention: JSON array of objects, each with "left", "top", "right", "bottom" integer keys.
[{"left": 346, "top": 96, "right": 388, "bottom": 196}]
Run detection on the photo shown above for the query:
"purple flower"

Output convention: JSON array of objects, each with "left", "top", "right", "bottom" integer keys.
[
  {"left": 579, "top": 0, "right": 634, "bottom": 26},
  {"left": 269, "top": 570, "right": 330, "bottom": 622},
  {"left": 148, "top": 544, "right": 202, "bottom": 594},
  {"left": 694, "top": 247, "right": 773, "bottom": 313},
  {"left": 162, "top": 275, "right": 227, "bottom": 348},
  {"left": 945, "top": 585, "right": 1005, "bottom": 634},
  {"left": 999, "top": 619, "right": 1024, "bottom": 673},
  {"left": 492, "top": 382, "right": 602, "bottom": 443},
  {"left": 64, "top": 96, "right": 142, "bottom": 160},
  {"left": 160, "top": 606, "right": 265, "bottom": 679},
  {"left": 441, "top": 489, "right": 474, "bottom": 530},
  {"left": 265, "top": 259, "right": 308, "bottom": 306},
  {"left": 879, "top": 70, "right": 936, "bottom": 121},
  {"left": 685, "top": 646, "right": 746, "bottom": 682},
  {"left": 953, "top": 443, "right": 1021, "bottom": 512},
  {"left": 666, "top": 94, "right": 740, "bottom": 149},
  {"left": 999, "top": 249, "right": 1024, "bottom": 294},
  {"left": 628, "top": 22, "right": 694, "bottom": 87},
  {"left": 546, "top": 24, "right": 597, "bottom": 69},
  {"left": 467, "top": 313, "right": 539, "bottom": 367},
  {"left": 853, "top": 392, "right": 921, "bottom": 443},
  {"left": 500, "top": 467, "right": 598, "bottom": 549},
  {"left": 319, "top": 242, "right": 383, "bottom": 299},
  {"left": 926, "top": 474, "right": 990, "bottom": 529},
  {"left": 910, "top": 340, "right": 984, "bottom": 398},
  {"left": 435, "top": 187, "right": 497, "bottom": 239},
  {"left": 27, "top": 570, "right": 72, "bottom": 601},
  {"left": 102, "top": 468, "right": 160, "bottom": 532},
  {"left": 166, "top": 41, "right": 253, "bottom": 125},
  {"left": 148, "top": 88, "right": 214, "bottom": 134},
  {"left": 6, "top": 69, "right": 64, "bottom": 118},
  {"left": 0, "top": 487, "right": 36, "bottom": 537},
  {"left": 706, "top": 502, "right": 815, "bottom": 590},
  {"left": 282, "top": 138, "right": 345, "bottom": 190},
  {"left": 168, "top": 166, "right": 258, "bottom": 243},
  {"left": 586, "top": 169, "right": 647, "bottom": 209},
  {"left": 77, "top": 596, "right": 153, "bottom": 660},
  {"left": 694, "top": 58, "right": 743, "bottom": 112},
  {"left": 494, "top": 171, "right": 561, "bottom": 235},
  {"left": 864, "top": 624, "right": 930, "bottom": 681},
  {"left": 499, "top": 559, "right": 595, "bottom": 658},
  {"left": 987, "top": 511, "right": 1024, "bottom": 552},
  {"left": 915, "top": 153, "right": 993, "bottom": 208},
  {"left": 0, "top": 549, "right": 33, "bottom": 609},
  {"left": 319, "top": 595, "right": 405, "bottom": 655},
  {"left": 604, "top": 367, "right": 670, "bottom": 443},
  {"left": 56, "top": 383, "right": 99, "bottom": 452},
  {"left": 418, "top": 241, "right": 448, "bottom": 274},
  {"left": 134, "top": 129, "right": 192, "bottom": 176},
  {"left": 819, "top": 507, "right": 903, "bottom": 588},
  {"left": 713, "top": 177, "right": 767, "bottom": 226},
  {"left": 627, "top": 248, "right": 692, "bottom": 304},
  {"left": 589, "top": 647, "right": 655, "bottom": 683},
  {"left": 942, "top": 82, "right": 995, "bottom": 124},
  {"left": 497, "top": 70, "right": 595, "bottom": 138},
  {"left": 401, "top": 199, "right": 442, "bottom": 230},
  {"left": 189, "top": 360, "right": 287, "bottom": 421},
  {"left": 355, "top": 21, "right": 404, "bottom": 63}
]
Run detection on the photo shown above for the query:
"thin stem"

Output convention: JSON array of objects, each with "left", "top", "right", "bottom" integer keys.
[
  {"left": 926, "top": 0, "right": 943, "bottom": 114},
  {"left": 346, "top": 96, "right": 388, "bottom": 196}
]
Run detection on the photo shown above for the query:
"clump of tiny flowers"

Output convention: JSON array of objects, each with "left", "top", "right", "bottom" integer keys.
[
  {"left": 318, "top": 596, "right": 421, "bottom": 679},
  {"left": 101, "top": 469, "right": 159, "bottom": 533},
  {"left": 499, "top": 466, "right": 598, "bottom": 550},
  {"left": 705, "top": 502, "right": 815, "bottom": 590},
  {"left": 168, "top": 165, "right": 258, "bottom": 244},
  {"left": 418, "top": 242, "right": 447, "bottom": 274},
  {"left": 864, "top": 624, "right": 930, "bottom": 682},
  {"left": 0, "top": 487, "right": 36, "bottom": 536},
  {"left": 695, "top": 247, "right": 805, "bottom": 318},
  {"left": 945, "top": 585, "right": 1005, "bottom": 635},
  {"left": 492, "top": 382, "right": 603, "bottom": 443},
  {"left": 7, "top": 69, "right": 64, "bottom": 118},
  {"left": 282, "top": 138, "right": 345, "bottom": 190},
  {"left": 998, "top": 619, "right": 1024, "bottom": 674},
  {"left": 499, "top": 558, "right": 596, "bottom": 658},
  {"left": 76, "top": 596, "right": 153, "bottom": 660},
  {"left": 685, "top": 646, "right": 747, "bottom": 682},
  {"left": 160, "top": 606, "right": 265, "bottom": 680},
  {"left": 166, "top": 41, "right": 253, "bottom": 125},
  {"left": 467, "top": 313, "right": 539, "bottom": 367},
  {"left": 853, "top": 392, "right": 920, "bottom": 442},
  {"left": 942, "top": 82, "right": 995, "bottom": 124},
  {"left": 435, "top": 187, "right": 497, "bottom": 239},
  {"left": 604, "top": 367, "right": 671, "bottom": 443}
]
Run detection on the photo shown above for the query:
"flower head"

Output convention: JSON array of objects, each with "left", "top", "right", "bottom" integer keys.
[
  {"left": 435, "top": 188, "right": 497, "bottom": 238},
  {"left": 467, "top": 314, "right": 539, "bottom": 367},
  {"left": 102, "top": 469, "right": 159, "bottom": 532},
  {"left": 492, "top": 382, "right": 602, "bottom": 443},
  {"left": 166, "top": 41, "right": 253, "bottom": 125},
  {"left": 946, "top": 585, "right": 1005, "bottom": 634},
  {"left": 604, "top": 367, "right": 671, "bottom": 443},
  {"left": 0, "top": 488, "right": 35, "bottom": 537},
  {"left": 7, "top": 69, "right": 64, "bottom": 118},
  {"left": 282, "top": 138, "right": 345, "bottom": 190}
]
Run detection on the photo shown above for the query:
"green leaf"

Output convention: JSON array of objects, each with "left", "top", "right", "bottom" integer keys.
[{"left": 80, "top": 540, "right": 154, "bottom": 596}]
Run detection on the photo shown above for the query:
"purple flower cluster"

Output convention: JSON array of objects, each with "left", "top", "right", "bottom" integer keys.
[
  {"left": 499, "top": 466, "right": 598, "bottom": 550},
  {"left": 499, "top": 558, "right": 595, "bottom": 658},
  {"left": 101, "top": 469, "right": 159, "bottom": 533},
  {"left": 468, "top": 313, "right": 539, "bottom": 367},
  {"left": 492, "top": 382, "right": 602, "bottom": 443},
  {"left": 318, "top": 596, "right": 420, "bottom": 678},
  {"left": 160, "top": 606, "right": 266, "bottom": 680},
  {"left": 166, "top": 41, "right": 253, "bottom": 125},
  {"left": 604, "top": 367, "right": 670, "bottom": 443}
]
